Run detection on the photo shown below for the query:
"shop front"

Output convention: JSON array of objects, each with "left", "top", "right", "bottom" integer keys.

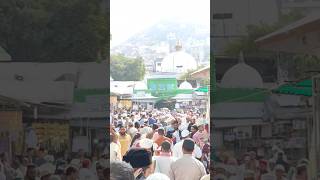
[{"left": 70, "top": 118, "right": 107, "bottom": 156}]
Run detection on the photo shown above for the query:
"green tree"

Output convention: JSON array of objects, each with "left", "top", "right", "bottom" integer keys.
[
  {"left": 294, "top": 55, "right": 320, "bottom": 79},
  {"left": 224, "top": 10, "right": 304, "bottom": 57},
  {"left": 0, "top": 0, "right": 108, "bottom": 62},
  {"left": 110, "top": 54, "right": 145, "bottom": 81},
  {"left": 223, "top": 10, "right": 320, "bottom": 79}
]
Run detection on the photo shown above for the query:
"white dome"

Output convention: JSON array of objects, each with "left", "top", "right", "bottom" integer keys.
[
  {"left": 161, "top": 51, "right": 197, "bottom": 73},
  {"left": 179, "top": 81, "right": 193, "bottom": 89},
  {"left": 221, "top": 62, "right": 263, "bottom": 88},
  {"left": 134, "top": 81, "right": 148, "bottom": 90}
]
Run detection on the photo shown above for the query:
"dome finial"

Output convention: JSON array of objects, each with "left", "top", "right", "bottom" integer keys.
[
  {"left": 175, "top": 40, "right": 182, "bottom": 51},
  {"left": 239, "top": 51, "right": 245, "bottom": 64}
]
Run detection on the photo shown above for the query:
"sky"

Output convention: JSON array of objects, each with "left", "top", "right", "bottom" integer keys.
[{"left": 110, "top": 0, "right": 210, "bottom": 48}]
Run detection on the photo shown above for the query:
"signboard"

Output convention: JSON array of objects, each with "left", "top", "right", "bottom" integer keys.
[
  {"left": 32, "top": 123, "right": 69, "bottom": 151},
  {"left": 72, "top": 136, "right": 89, "bottom": 153},
  {"left": 0, "top": 111, "right": 23, "bottom": 133}
]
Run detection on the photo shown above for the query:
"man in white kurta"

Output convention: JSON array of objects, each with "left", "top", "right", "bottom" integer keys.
[{"left": 172, "top": 130, "right": 202, "bottom": 159}]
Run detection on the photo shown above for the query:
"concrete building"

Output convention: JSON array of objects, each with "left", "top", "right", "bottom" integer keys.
[
  {"left": 0, "top": 61, "right": 108, "bottom": 154},
  {"left": 212, "top": 0, "right": 279, "bottom": 55},
  {"left": 256, "top": 13, "right": 320, "bottom": 177},
  {"left": 280, "top": 0, "right": 320, "bottom": 14}
]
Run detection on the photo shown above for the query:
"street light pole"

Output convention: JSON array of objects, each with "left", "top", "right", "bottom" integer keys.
[{"left": 311, "top": 74, "right": 320, "bottom": 179}]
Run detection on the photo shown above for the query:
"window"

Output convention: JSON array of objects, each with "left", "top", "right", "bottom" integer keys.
[
  {"left": 167, "top": 84, "right": 175, "bottom": 90},
  {"left": 149, "top": 84, "right": 156, "bottom": 90},
  {"left": 158, "top": 84, "right": 165, "bottom": 90}
]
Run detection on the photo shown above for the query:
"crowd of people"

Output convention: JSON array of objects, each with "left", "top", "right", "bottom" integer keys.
[
  {"left": 0, "top": 147, "right": 109, "bottom": 180},
  {"left": 110, "top": 107, "right": 210, "bottom": 180},
  {"left": 0, "top": 104, "right": 312, "bottom": 180},
  {"left": 211, "top": 145, "right": 309, "bottom": 180}
]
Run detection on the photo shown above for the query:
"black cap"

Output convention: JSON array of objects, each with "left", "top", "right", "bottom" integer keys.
[{"left": 122, "top": 148, "right": 152, "bottom": 168}]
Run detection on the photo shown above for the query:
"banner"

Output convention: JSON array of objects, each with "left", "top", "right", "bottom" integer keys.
[{"left": 32, "top": 122, "right": 69, "bottom": 151}]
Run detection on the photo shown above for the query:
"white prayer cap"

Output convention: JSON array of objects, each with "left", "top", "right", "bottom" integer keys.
[
  {"left": 181, "top": 130, "right": 190, "bottom": 138},
  {"left": 139, "top": 138, "right": 154, "bottom": 149},
  {"left": 179, "top": 123, "right": 188, "bottom": 131}
]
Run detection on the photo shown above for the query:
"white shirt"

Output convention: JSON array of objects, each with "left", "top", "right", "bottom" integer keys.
[
  {"left": 152, "top": 155, "right": 176, "bottom": 177},
  {"left": 172, "top": 131, "right": 181, "bottom": 143},
  {"left": 128, "top": 127, "right": 138, "bottom": 138},
  {"left": 172, "top": 140, "right": 202, "bottom": 159},
  {"left": 110, "top": 142, "right": 122, "bottom": 161},
  {"left": 169, "top": 154, "right": 206, "bottom": 180},
  {"left": 140, "top": 126, "right": 152, "bottom": 135}
]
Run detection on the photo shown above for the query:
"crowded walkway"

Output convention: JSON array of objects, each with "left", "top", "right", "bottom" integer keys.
[
  {"left": 211, "top": 145, "right": 309, "bottom": 180},
  {"left": 110, "top": 107, "right": 210, "bottom": 180},
  {"left": 0, "top": 147, "right": 109, "bottom": 180}
]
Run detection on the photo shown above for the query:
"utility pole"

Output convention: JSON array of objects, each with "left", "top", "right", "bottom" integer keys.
[{"left": 311, "top": 74, "right": 320, "bottom": 179}]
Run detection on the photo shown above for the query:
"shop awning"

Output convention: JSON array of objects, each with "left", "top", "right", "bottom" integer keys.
[
  {"left": 74, "top": 89, "right": 107, "bottom": 103},
  {"left": 255, "top": 12, "right": 320, "bottom": 56},
  {"left": 214, "top": 88, "right": 270, "bottom": 103},
  {"left": 272, "top": 79, "right": 312, "bottom": 97},
  {"left": 195, "top": 86, "right": 209, "bottom": 93}
]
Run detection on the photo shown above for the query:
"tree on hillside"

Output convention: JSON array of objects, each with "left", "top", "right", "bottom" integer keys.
[
  {"left": 223, "top": 10, "right": 320, "bottom": 79},
  {"left": 224, "top": 10, "right": 304, "bottom": 57},
  {"left": 0, "top": 0, "right": 108, "bottom": 62},
  {"left": 110, "top": 54, "right": 145, "bottom": 81}
]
